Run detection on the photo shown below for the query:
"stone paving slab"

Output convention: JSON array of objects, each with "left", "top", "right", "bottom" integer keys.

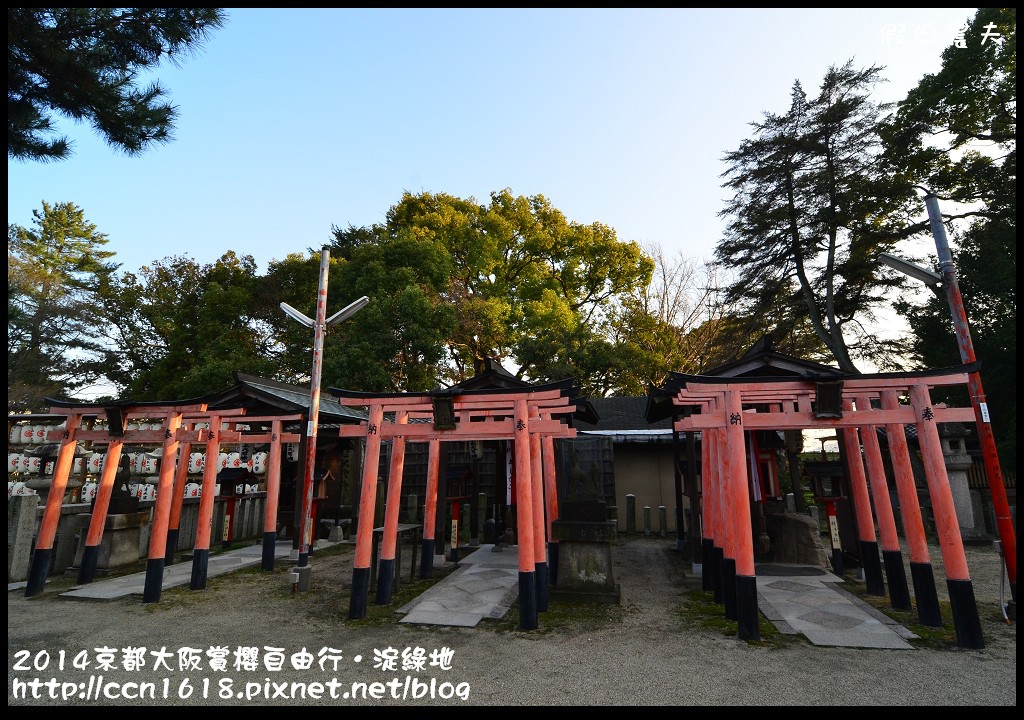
[
  {"left": 56, "top": 541, "right": 322, "bottom": 600},
  {"left": 755, "top": 566, "right": 917, "bottom": 649},
  {"left": 398, "top": 544, "right": 519, "bottom": 627}
]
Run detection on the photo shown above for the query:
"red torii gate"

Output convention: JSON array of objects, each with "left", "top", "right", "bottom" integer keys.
[
  {"left": 665, "top": 364, "right": 986, "bottom": 649},
  {"left": 24, "top": 399, "right": 301, "bottom": 603},
  {"left": 331, "top": 382, "right": 578, "bottom": 630}
]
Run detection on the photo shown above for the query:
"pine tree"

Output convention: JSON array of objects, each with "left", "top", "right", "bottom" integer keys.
[
  {"left": 8, "top": 202, "right": 118, "bottom": 409},
  {"left": 716, "top": 62, "right": 911, "bottom": 372},
  {"left": 8, "top": 8, "right": 225, "bottom": 161}
]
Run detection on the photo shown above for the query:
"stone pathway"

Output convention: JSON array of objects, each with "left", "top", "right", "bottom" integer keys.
[
  {"left": 397, "top": 544, "right": 519, "bottom": 627},
  {"left": 755, "top": 563, "right": 918, "bottom": 649}
]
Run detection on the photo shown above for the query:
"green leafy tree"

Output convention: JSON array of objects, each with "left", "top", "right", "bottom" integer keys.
[
  {"left": 883, "top": 8, "right": 1015, "bottom": 221},
  {"left": 268, "top": 237, "right": 456, "bottom": 394},
  {"left": 8, "top": 201, "right": 118, "bottom": 409},
  {"left": 92, "top": 252, "right": 279, "bottom": 399},
  {"left": 888, "top": 8, "right": 1016, "bottom": 470},
  {"left": 316, "top": 189, "right": 657, "bottom": 395},
  {"left": 717, "top": 63, "right": 914, "bottom": 373},
  {"left": 8, "top": 8, "right": 226, "bottom": 161}
]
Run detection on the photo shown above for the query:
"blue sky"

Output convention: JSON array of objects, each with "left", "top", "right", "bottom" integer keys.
[{"left": 9, "top": 8, "right": 978, "bottom": 282}]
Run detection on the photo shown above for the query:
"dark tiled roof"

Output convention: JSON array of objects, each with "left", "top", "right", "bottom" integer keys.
[
  {"left": 575, "top": 397, "right": 673, "bottom": 431},
  {"left": 228, "top": 373, "right": 367, "bottom": 422}
]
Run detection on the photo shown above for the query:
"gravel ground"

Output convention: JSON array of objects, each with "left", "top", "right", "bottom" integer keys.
[{"left": 7, "top": 535, "right": 1016, "bottom": 706}]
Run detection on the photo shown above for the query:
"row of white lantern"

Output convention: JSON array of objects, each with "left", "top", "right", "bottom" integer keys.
[
  {"left": 75, "top": 481, "right": 262, "bottom": 502},
  {"left": 8, "top": 421, "right": 168, "bottom": 445},
  {"left": 9, "top": 424, "right": 63, "bottom": 445},
  {"left": 8, "top": 451, "right": 271, "bottom": 476},
  {"left": 8, "top": 421, "right": 259, "bottom": 447}
]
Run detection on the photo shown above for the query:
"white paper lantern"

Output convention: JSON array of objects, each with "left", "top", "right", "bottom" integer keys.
[
  {"left": 32, "top": 424, "right": 47, "bottom": 444},
  {"left": 8, "top": 454, "right": 21, "bottom": 474},
  {"left": 73, "top": 457, "right": 84, "bottom": 473},
  {"left": 19, "top": 425, "right": 34, "bottom": 444},
  {"left": 27, "top": 456, "right": 41, "bottom": 473},
  {"left": 44, "top": 461, "right": 54, "bottom": 475},
  {"left": 252, "top": 452, "right": 268, "bottom": 475},
  {"left": 188, "top": 452, "right": 203, "bottom": 474},
  {"left": 88, "top": 453, "right": 103, "bottom": 474},
  {"left": 227, "top": 452, "right": 242, "bottom": 469},
  {"left": 19, "top": 455, "right": 31, "bottom": 473},
  {"left": 218, "top": 452, "right": 228, "bottom": 471},
  {"left": 10, "top": 425, "right": 23, "bottom": 445}
]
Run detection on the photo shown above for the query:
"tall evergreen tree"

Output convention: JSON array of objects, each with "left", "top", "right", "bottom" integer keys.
[
  {"left": 8, "top": 8, "right": 225, "bottom": 161},
  {"left": 8, "top": 202, "right": 118, "bottom": 409},
  {"left": 717, "top": 62, "right": 911, "bottom": 372}
]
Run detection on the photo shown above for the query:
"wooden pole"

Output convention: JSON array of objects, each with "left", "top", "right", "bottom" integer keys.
[
  {"left": 26, "top": 413, "right": 84, "bottom": 596},
  {"left": 349, "top": 404, "right": 384, "bottom": 619},
  {"left": 513, "top": 398, "right": 538, "bottom": 630},
  {"left": 881, "top": 390, "right": 942, "bottom": 627},
  {"left": 376, "top": 411, "right": 408, "bottom": 604},
  {"left": 542, "top": 435, "right": 559, "bottom": 585},
  {"left": 910, "top": 382, "right": 984, "bottom": 648},
  {"left": 855, "top": 394, "right": 911, "bottom": 609},
  {"left": 529, "top": 409, "right": 548, "bottom": 612},
  {"left": 166, "top": 435, "right": 193, "bottom": 564},
  {"left": 725, "top": 390, "right": 759, "bottom": 641},
  {"left": 78, "top": 440, "right": 126, "bottom": 584},
  {"left": 419, "top": 438, "right": 440, "bottom": 578},
  {"left": 143, "top": 412, "right": 183, "bottom": 602},
  {"left": 190, "top": 415, "right": 222, "bottom": 590},
  {"left": 297, "top": 247, "right": 331, "bottom": 567},
  {"left": 840, "top": 399, "right": 885, "bottom": 596},
  {"left": 261, "top": 419, "right": 284, "bottom": 571}
]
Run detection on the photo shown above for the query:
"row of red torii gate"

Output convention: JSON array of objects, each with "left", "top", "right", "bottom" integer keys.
[{"left": 23, "top": 364, "right": 996, "bottom": 647}]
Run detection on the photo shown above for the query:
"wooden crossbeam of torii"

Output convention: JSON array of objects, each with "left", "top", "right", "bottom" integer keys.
[
  {"left": 669, "top": 370, "right": 978, "bottom": 432},
  {"left": 661, "top": 364, "right": 986, "bottom": 648},
  {"left": 333, "top": 385, "right": 577, "bottom": 631}
]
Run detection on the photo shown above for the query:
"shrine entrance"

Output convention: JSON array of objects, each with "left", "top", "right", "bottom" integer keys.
[
  {"left": 330, "top": 381, "right": 578, "bottom": 630},
  {"left": 662, "top": 364, "right": 987, "bottom": 648}
]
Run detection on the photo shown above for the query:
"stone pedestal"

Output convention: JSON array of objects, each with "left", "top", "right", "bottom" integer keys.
[
  {"left": 8, "top": 494, "right": 39, "bottom": 582},
  {"left": 764, "top": 511, "right": 830, "bottom": 568},
  {"left": 550, "top": 501, "right": 620, "bottom": 604},
  {"left": 71, "top": 512, "right": 149, "bottom": 574},
  {"left": 940, "top": 423, "right": 991, "bottom": 546}
]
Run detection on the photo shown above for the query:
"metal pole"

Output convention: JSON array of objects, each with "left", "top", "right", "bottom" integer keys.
[
  {"left": 922, "top": 192, "right": 1016, "bottom": 611},
  {"left": 297, "top": 247, "right": 331, "bottom": 568}
]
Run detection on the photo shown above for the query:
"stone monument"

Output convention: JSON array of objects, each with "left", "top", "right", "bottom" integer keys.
[{"left": 549, "top": 448, "right": 620, "bottom": 604}]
